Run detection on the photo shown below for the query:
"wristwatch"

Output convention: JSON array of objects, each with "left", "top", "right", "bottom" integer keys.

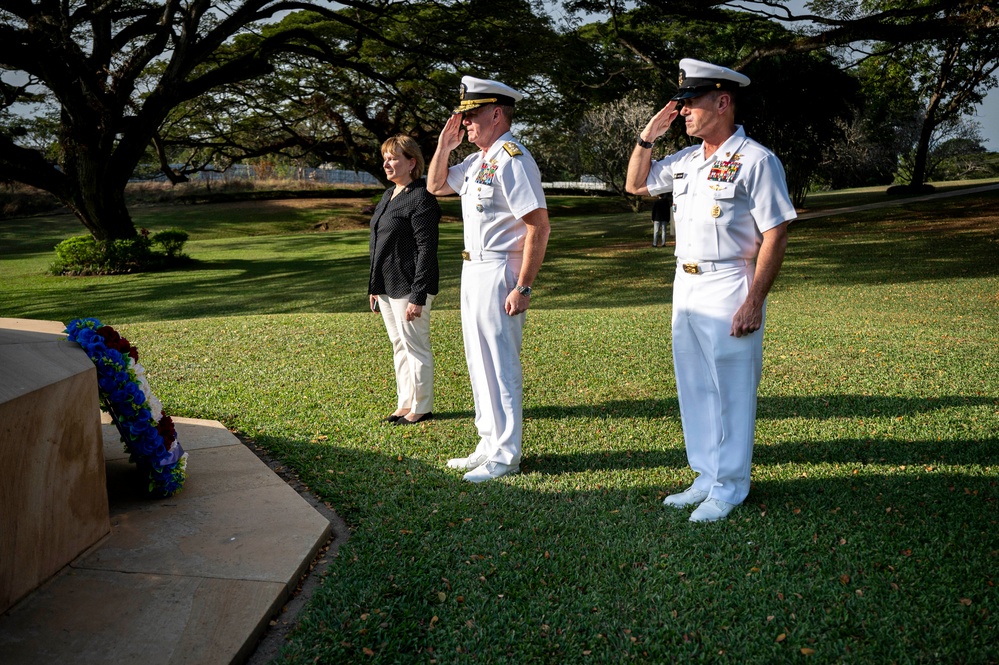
[
  {"left": 516, "top": 285, "right": 532, "bottom": 297},
  {"left": 636, "top": 137, "right": 655, "bottom": 149}
]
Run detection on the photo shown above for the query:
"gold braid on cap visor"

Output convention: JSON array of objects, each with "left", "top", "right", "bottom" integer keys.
[{"left": 455, "top": 97, "right": 498, "bottom": 113}]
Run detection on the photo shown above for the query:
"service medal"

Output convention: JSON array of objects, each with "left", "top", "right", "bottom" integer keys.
[{"left": 710, "top": 204, "right": 721, "bottom": 218}]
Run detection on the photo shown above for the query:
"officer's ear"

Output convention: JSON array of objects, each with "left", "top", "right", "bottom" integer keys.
[{"left": 715, "top": 91, "right": 733, "bottom": 114}]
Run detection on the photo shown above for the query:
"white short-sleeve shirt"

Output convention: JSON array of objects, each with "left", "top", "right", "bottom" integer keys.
[
  {"left": 446, "top": 131, "right": 547, "bottom": 253},
  {"left": 647, "top": 126, "right": 797, "bottom": 262}
]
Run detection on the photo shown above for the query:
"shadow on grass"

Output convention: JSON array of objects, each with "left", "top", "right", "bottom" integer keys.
[
  {"left": 526, "top": 437, "right": 999, "bottom": 477},
  {"left": 527, "top": 395, "right": 996, "bottom": 421},
  {"left": 255, "top": 438, "right": 998, "bottom": 664},
  {"left": 5, "top": 191, "right": 998, "bottom": 322}
]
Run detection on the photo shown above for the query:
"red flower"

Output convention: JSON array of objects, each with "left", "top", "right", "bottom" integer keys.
[
  {"left": 96, "top": 326, "right": 120, "bottom": 344},
  {"left": 96, "top": 325, "right": 138, "bottom": 360},
  {"left": 157, "top": 415, "right": 177, "bottom": 445}
]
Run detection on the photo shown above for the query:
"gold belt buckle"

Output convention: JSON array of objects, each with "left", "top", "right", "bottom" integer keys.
[
  {"left": 461, "top": 250, "right": 471, "bottom": 261},
  {"left": 682, "top": 262, "right": 700, "bottom": 274}
]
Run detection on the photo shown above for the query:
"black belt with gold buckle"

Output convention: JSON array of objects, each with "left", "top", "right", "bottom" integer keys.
[{"left": 682, "top": 262, "right": 700, "bottom": 274}]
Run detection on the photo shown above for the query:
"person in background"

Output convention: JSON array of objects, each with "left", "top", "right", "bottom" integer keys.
[
  {"left": 626, "top": 58, "right": 796, "bottom": 522},
  {"left": 368, "top": 135, "right": 441, "bottom": 426},
  {"left": 427, "top": 76, "right": 550, "bottom": 483},
  {"left": 651, "top": 194, "right": 671, "bottom": 247}
]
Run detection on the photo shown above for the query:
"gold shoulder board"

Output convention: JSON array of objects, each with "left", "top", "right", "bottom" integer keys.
[{"left": 503, "top": 142, "right": 522, "bottom": 157}]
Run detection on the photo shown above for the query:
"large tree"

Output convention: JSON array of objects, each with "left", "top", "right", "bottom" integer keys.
[
  {"left": 535, "top": 6, "right": 858, "bottom": 203},
  {"left": 151, "top": 0, "right": 561, "bottom": 186},
  {"left": 888, "top": 34, "right": 999, "bottom": 188},
  {"left": 553, "top": 0, "right": 997, "bottom": 197},
  {"left": 0, "top": 0, "right": 428, "bottom": 240}
]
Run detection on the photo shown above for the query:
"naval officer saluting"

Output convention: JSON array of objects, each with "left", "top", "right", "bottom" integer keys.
[
  {"left": 427, "top": 76, "right": 550, "bottom": 483},
  {"left": 626, "top": 58, "right": 797, "bottom": 522}
]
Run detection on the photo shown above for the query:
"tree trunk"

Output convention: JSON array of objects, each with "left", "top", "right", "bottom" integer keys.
[
  {"left": 909, "top": 116, "right": 935, "bottom": 189},
  {"left": 61, "top": 134, "right": 137, "bottom": 241}
]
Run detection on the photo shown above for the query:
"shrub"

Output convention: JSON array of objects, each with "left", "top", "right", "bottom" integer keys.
[
  {"left": 151, "top": 229, "right": 189, "bottom": 258},
  {"left": 104, "top": 233, "right": 152, "bottom": 272},
  {"left": 51, "top": 232, "right": 155, "bottom": 275},
  {"left": 53, "top": 235, "right": 102, "bottom": 272}
]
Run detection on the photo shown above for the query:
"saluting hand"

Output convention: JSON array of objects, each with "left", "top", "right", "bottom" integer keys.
[
  {"left": 438, "top": 113, "right": 465, "bottom": 153},
  {"left": 641, "top": 101, "right": 680, "bottom": 142}
]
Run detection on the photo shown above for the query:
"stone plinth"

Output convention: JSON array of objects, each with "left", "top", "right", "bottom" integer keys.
[{"left": 0, "top": 318, "right": 110, "bottom": 614}]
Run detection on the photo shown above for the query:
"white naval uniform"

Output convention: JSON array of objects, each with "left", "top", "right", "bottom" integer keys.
[
  {"left": 446, "top": 131, "right": 546, "bottom": 466},
  {"left": 647, "top": 126, "right": 796, "bottom": 504}
]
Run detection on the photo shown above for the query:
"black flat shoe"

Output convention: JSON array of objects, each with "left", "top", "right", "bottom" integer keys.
[
  {"left": 383, "top": 414, "right": 402, "bottom": 423},
  {"left": 395, "top": 412, "right": 434, "bottom": 425}
]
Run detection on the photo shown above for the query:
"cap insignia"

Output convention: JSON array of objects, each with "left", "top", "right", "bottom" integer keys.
[
  {"left": 503, "top": 141, "right": 522, "bottom": 157},
  {"left": 678, "top": 69, "right": 686, "bottom": 86},
  {"left": 459, "top": 83, "right": 467, "bottom": 100}
]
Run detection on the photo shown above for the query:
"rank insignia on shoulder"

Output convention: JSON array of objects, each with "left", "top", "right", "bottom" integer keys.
[{"left": 503, "top": 142, "right": 522, "bottom": 157}]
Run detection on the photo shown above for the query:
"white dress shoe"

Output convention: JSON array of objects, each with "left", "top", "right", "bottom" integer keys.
[
  {"left": 689, "top": 498, "right": 736, "bottom": 523},
  {"left": 662, "top": 486, "right": 709, "bottom": 508},
  {"left": 447, "top": 454, "right": 487, "bottom": 470},
  {"left": 463, "top": 461, "right": 519, "bottom": 483}
]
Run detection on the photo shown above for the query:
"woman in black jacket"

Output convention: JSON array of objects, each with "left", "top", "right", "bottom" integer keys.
[{"left": 368, "top": 135, "right": 441, "bottom": 425}]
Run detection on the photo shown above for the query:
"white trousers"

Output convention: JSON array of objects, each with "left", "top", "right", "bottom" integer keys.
[
  {"left": 461, "top": 255, "right": 525, "bottom": 465},
  {"left": 378, "top": 294, "right": 435, "bottom": 414},
  {"left": 672, "top": 263, "right": 764, "bottom": 505}
]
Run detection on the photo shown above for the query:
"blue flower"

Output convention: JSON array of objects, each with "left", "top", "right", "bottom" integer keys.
[{"left": 67, "top": 318, "right": 186, "bottom": 497}]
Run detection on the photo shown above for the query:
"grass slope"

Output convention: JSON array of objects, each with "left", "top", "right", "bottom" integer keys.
[{"left": 1, "top": 189, "right": 998, "bottom": 663}]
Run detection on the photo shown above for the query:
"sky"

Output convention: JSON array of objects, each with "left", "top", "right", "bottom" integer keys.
[{"left": 972, "top": 89, "right": 999, "bottom": 149}]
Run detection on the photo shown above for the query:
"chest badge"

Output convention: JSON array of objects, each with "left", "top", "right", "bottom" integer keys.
[
  {"left": 710, "top": 204, "right": 722, "bottom": 218},
  {"left": 475, "top": 159, "right": 498, "bottom": 185},
  {"left": 476, "top": 204, "right": 484, "bottom": 212},
  {"left": 707, "top": 159, "right": 742, "bottom": 183}
]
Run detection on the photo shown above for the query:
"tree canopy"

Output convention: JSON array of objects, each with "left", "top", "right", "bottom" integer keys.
[
  {"left": 0, "top": 0, "right": 444, "bottom": 239},
  {"left": 152, "top": 0, "right": 561, "bottom": 186},
  {"left": 1, "top": 0, "right": 997, "bottom": 242}
]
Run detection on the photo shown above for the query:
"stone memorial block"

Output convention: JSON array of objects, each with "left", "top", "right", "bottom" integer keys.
[{"left": 0, "top": 318, "right": 110, "bottom": 614}]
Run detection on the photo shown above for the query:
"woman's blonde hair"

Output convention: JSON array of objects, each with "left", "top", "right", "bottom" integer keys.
[{"left": 381, "top": 135, "right": 425, "bottom": 180}]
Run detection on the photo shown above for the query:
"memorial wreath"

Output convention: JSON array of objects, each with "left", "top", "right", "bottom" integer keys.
[{"left": 66, "top": 317, "right": 188, "bottom": 497}]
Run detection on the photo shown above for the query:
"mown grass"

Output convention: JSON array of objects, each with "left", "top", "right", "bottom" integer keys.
[{"left": 1, "top": 188, "right": 998, "bottom": 663}]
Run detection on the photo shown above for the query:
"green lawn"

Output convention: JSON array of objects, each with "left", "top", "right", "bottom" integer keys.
[{"left": 1, "top": 189, "right": 998, "bottom": 663}]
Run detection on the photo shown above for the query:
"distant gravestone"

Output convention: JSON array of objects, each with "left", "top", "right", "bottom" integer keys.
[{"left": 0, "top": 319, "right": 110, "bottom": 614}]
